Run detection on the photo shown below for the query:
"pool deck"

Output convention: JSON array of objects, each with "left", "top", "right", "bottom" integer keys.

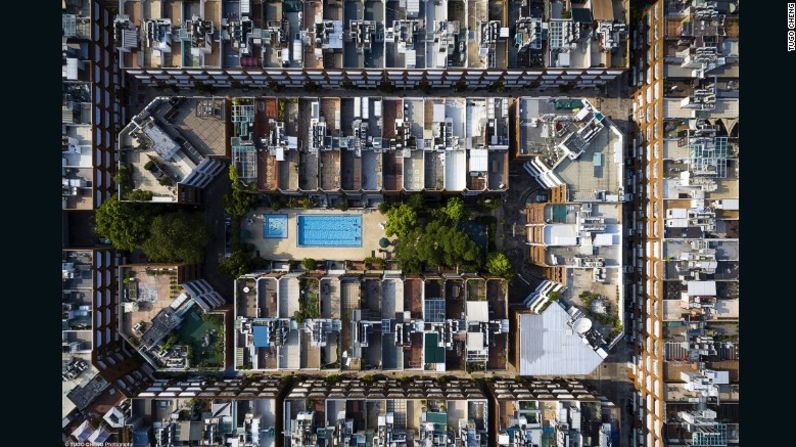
[{"left": 242, "top": 208, "right": 386, "bottom": 261}]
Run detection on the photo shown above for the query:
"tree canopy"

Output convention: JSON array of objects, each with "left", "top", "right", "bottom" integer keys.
[
  {"left": 384, "top": 203, "right": 418, "bottom": 238},
  {"left": 441, "top": 197, "right": 466, "bottom": 223},
  {"left": 141, "top": 211, "right": 209, "bottom": 263},
  {"left": 224, "top": 165, "right": 256, "bottom": 218},
  {"left": 406, "top": 193, "right": 425, "bottom": 211},
  {"left": 94, "top": 197, "right": 151, "bottom": 251},
  {"left": 486, "top": 252, "right": 514, "bottom": 278},
  {"left": 219, "top": 250, "right": 254, "bottom": 279},
  {"left": 396, "top": 221, "right": 482, "bottom": 273}
]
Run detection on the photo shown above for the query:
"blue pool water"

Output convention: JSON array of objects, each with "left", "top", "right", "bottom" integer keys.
[
  {"left": 297, "top": 215, "right": 362, "bottom": 247},
  {"left": 264, "top": 214, "right": 288, "bottom": 239}
]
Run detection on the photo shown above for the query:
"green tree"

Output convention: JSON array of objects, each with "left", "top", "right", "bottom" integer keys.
[
  {"left": 430, "top": 222, "right": 481, "bottom": 268},
  {"left": 302, "top": 258, "right": 318, "bottom": 270},
  {"left": 441, "top": 197, "right": 466, "bottom": 223},
  {"left": 141, "top": 211, "right": 209, "bottom": 263},
  {"left": 219, "top": 250, "right": 253, "bottom": 279},
  {"left": 396, "top": 222, "right": 482, "bottom": 271},
  {"left": 406, "top": 193, "right": 425, "bottom": 211},
  {"left": 95, "top": 197, "right": 151, "bottom": 251},
  {"left": 486, "top": 252, "right": 514, "bottom": 278},
  {"left": 225, "top": 165, "right": 256, "bottom": 218},
  {"left": 377, "top": 201, "right": 392, "bottom": 214},
  {"left": 384, "top": 203, "right": 418, "bottom": 237}
]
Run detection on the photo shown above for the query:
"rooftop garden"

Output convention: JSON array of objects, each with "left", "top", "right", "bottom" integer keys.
[
  {"left": 295, "top": 278, "right": 321, "bottom": 324},
  {"left": 578, "top": 291, "right": 623, "bottom": 340},
  {"left": 178, "top": 307, "right": 225, "bottom": 369}
]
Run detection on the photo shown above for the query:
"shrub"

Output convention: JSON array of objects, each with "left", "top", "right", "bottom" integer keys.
[
  {"left": 486, "top": 252, "right": 514, "bottom": 279},
  {"left": 302, "top": 258, "right": 318, "bottom": 270},
  {"left": 225, "top": 165, "right": 256, "bottom": 218},
  {"left": 126, "top": 189, "right": 154, "bottom": 201}
]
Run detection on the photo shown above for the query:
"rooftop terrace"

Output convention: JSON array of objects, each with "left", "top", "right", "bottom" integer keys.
[{"left": 118, "top": 97, "right": 227, "bottom": 202}]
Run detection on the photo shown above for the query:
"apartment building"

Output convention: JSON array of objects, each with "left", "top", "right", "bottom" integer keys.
[
  {"left": 118, "top": 264, "right": 230, "bottom": 371},
  {"left": 231, "top": 95, "right": 509, "bottom": 196},
  {"left": 283, "top": 377, "right": 488, "bottom": 447},
  {"left": 62, "top": 0, "right": 121, "bottom": 211},
  {"left": 234, "top": 271, "right": 344, "bottom": 371},
  {"left": 487, "top": 379, "right": 619, "bottom": 447},
  {"left": 62, "top": 243, "right": 155, "bottom": 420},
  {"left": 631, "top": 1, "right": 740, "bottom": 446},
  {"left": 117, "top": 96, "right": 227, "bottom": 204},
  {"left": 233, "top": 271, "right": 509, "bottom": 373},
  {"left": 113, "top": 0, "right": 629, "bottom": 89},
  {"left": 512, "top": 97, "right": 627, "bottom": 376},
  {"left": 132, "top": 377, "right": 283, "bottom": 446}
]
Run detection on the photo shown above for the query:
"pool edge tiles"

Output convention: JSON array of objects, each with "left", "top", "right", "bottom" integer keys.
[{"left": 296, "top": 214, "right": 363, "bottom": 248}]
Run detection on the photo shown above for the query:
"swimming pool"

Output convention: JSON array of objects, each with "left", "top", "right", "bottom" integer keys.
[
  {"left": 297, "top": 215, "right": 362, "bottom": 247},
  {"left": 264, "top": 214, "right": 288, "bottom": 239}
]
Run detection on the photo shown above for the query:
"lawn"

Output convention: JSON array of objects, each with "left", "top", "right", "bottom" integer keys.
[{"left": 177, "top": 306, "right": 224, "bottom": 368}]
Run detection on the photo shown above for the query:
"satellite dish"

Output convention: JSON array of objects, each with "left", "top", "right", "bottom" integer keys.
[
  {"left": 243, "top": 287, "right": 251, "bottom": 293},
  {"left": 574, "top": 318, "right": 592, "bottom": 334}
]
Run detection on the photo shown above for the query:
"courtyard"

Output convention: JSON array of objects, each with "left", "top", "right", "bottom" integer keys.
[{"left": 241, "top": 207, "right": 386, "bottom": 261}]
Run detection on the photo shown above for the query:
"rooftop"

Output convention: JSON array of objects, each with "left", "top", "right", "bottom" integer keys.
[
  {"left": 118, "top": 97, "right": 227, "bottom": 202},
  {"left": 232, "top": 96, "right": 510, "bottom": 194},
  {"left": 235, "top": 272, "right": 342, "bottom": 371},
  {"left": 118, "top": 265, "right": 226, "bottom": 371},
  {"left": 130, "top": 396, "right": 278, "bottom": 447},
  {"left": 517, "top": 302, "right": 608, "bottom": 376},
  {"left": 518, "top": 97, "right": 626, "bottom": 199},
  {"left": 61, "top": 80, "right": 93, "bottom": 210},
  {"left": 115, "top": 1, "right": 627, "bottom": 71}
]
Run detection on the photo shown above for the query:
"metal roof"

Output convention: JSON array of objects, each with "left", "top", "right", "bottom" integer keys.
[{"left": 518, "top": 304, "right": 605, "bottom": 376}]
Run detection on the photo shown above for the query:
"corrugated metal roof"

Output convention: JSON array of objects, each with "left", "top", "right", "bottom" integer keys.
[{"left": 519, "top": 304, "right": 604, "bottom": 376}]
